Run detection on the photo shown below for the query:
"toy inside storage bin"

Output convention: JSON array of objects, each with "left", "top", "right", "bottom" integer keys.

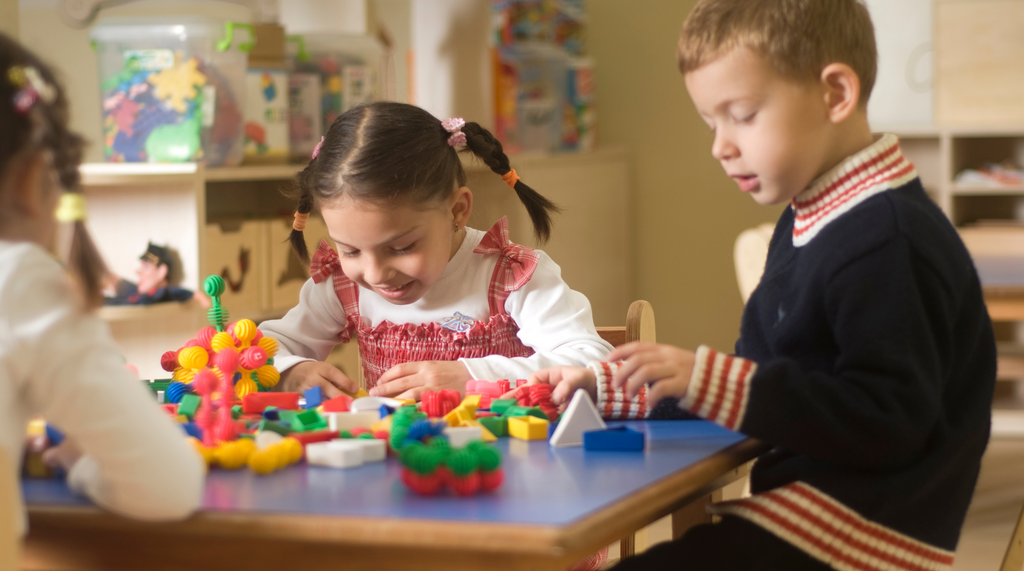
[
  {"left": 91, "top": 17, "right": 252, "bottom": 166},
  {"left": 287, "top": 33, "right": 385, "bottom": 134}
]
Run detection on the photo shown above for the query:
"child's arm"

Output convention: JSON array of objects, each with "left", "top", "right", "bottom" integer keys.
[
  {"left": 464, "top": 253, "right": 614, "bottom": 379},
  {"left": 635, "top": 241, "right": 979, "bottom": 471},
  {"left": 258, "top": 277, "right": 359, "bottom": 396},
  {"left": 12, "top": 252, "right": 203, "bottom": 520}
]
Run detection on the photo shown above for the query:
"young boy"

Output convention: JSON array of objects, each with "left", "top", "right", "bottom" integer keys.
[{"left": 532, "top": 1, "right": 997, "bottom": 569}]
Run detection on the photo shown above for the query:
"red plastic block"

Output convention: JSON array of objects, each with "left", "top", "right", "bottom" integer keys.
[
  {"left": 421, "top": 389, "right": 461, "bottom": 418},
  {"left": 161, "top": 404, "right": 179, "bottom": 416},
  {"left": 466, "top": 380, "right": 511, "bottom": 409},
  {"left": 321, "top": 394, "right": 353, "bottom": 412},
  {"left": 242, "top": 392, "right": 300, "bottom": 414}
]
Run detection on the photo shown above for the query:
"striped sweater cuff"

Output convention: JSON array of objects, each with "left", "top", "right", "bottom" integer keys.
[
  {"left": 680, "top": 345, "right": 756, "bottom": 430},
  {"left": 589, "top": 361, "right": 649, "bottom": 420}
]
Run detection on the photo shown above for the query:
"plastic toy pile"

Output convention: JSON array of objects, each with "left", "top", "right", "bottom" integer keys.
[
  {"left": 100, "top": 53, "right": 242, "bottom": 165},
  {"left": 132, "top": 274, "right": 646, "bottom": 494}
]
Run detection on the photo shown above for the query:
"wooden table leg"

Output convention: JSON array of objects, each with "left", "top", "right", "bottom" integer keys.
[
  {"left": 619, "top": 533, "right": 635, "bottom": 559},
  {"left": 671, "top": 493, "right": 714, "bottom": 540}
]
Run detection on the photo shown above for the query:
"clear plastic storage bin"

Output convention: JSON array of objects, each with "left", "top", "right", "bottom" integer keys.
[{"left": 91, "top": 17, "right": 252, "bottom": 166}]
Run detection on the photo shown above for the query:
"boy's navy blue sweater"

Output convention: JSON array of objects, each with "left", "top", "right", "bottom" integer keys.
[{"left": 679, "top": 135, "right": 996, "bottom": 571}]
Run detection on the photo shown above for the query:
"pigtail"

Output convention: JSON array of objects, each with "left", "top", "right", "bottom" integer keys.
[
  {"left": 461, "top": 122, "right": 560, "bottom": 243},
  {"left": 62, "top": 207, "right": 108, "bottom": 309},
  {"left": 287, "top": 165, "right": 317, "bottom": 264}
]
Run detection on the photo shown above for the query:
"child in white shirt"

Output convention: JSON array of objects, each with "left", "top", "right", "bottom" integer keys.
[
  {"left": 0, "top": 32, "right": 204, "bottom": 533},
  {"left": 260, "top": 102, "right": 613, "bottom": 400}
]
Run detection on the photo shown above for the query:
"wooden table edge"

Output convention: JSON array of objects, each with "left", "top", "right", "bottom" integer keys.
[{"left": 26, "top": 437, "right": 768, "bottom": 559}]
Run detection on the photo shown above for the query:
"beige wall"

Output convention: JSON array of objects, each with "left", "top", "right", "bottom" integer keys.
[
  {"left": 588, "top": 0, "right": 785, "bottom": 350},
  {"left": 1, "top": 0, "right": 17, "bottom": 37}
]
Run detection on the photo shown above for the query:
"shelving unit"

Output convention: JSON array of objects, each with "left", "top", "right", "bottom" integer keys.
[
  {"left": 80, "top": 147, "right": 633, "bottom": 381},
  {"left": 887, "top": 126, "right": 1024, "bottom": 386}
]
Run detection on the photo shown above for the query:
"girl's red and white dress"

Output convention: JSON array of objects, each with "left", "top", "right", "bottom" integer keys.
[{"left": 260, "top": 218, "right": 613, "bottom": 388}]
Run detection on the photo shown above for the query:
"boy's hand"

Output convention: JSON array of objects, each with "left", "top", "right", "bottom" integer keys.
[
  {"left": 526, "top": 366, "right": 597, "bottom": 406},
  {"left": 608, "top": 342, "right": 697, "bottom": 403},
  {"left": 371, "top": 361, "right": 472, "bottom": 401},
  {"left": 280, "top": 361, "right": 360, "bottom": 398},
  {"left": 42, "top": 439, "right": 82, "bottom": 471}
]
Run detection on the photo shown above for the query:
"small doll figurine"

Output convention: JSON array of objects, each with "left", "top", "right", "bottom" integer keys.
[{"left": 104, "top": 243, "right": 200, "bottom": 306}]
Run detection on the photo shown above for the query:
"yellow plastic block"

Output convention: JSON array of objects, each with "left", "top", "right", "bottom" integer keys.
[
  {"left": 459, "top": 394, "right": 482, "bottom": 413},
  {"left": 175, "top": 415, "right": 189, "bottom": 424},
  {"left": 508, "top": 415, "right": 549, "bottom": 441},
  {"left": 26, "top": 418, "right": 46, "bottom": 436},
  {"left": 460, "top": 419, "right": 496, "bottom": 442},
  {"left": 370, "top": 415, "right": 393, "bottom": 433},
  {"left": 443, "top": 406, "right": 474, "bottom": 427},
  {"left": 396, "top": 399, "right": 416, "bottom": 407}
]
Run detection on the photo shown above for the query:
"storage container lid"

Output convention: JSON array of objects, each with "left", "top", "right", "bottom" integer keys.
[{"left": 90, "top": 16, "right": 230, "bottom": 42}]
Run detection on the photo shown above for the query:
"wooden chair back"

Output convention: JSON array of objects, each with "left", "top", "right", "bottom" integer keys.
[
  {"left": 734, "top": 223, "right": 774, "bottom": 303},
  {"left": 596, "top": 300, "right": 656, "bottom": 347}
]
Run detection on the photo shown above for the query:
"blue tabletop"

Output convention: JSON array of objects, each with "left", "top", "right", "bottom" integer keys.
[{"left": 23, "top": 420, "right": 745, "bottom": 527}]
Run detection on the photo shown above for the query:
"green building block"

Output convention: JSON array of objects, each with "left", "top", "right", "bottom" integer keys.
[
  {"left": 231, "top": 405, "right": 243, "bottom": 420},
  {"left": 478, "top": 416, "right": 508, "bottom": 438},
  {"left": 501, "top": 405, "right": 548, "bottom": 421},
  {"left": 258, "top": 420, "right": 294, "bottom": 435},
  {"left": 296, "top": 409, "right": 327, "bottom": 431},
  {"left": 489, "top": 398, "right": 516, "bottom": 415},
  {"left": 178, "top": 394, "right": 201, "bottom": 420}
]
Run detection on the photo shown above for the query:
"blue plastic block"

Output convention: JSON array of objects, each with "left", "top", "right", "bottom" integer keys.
[
  {"left": 45, "top": 424, "right": 65, "bottom": 446},
  {"left": 379, "top": 404, "right": 395, "bottom": 418},
  {"left": 180, "top": 422, "right": 203, "bottom": 440},
  {"left": 262, "top": 406, "right": 281, "bottom": 421},
  {"left": 303, "top": 386, "right": 323, "bottom": 409},
  {"left": 583, "top": 426, "right": 645, "bottom": 451},
  {"left": 548, "top": 422, "right": 558, "bottom": 439}
]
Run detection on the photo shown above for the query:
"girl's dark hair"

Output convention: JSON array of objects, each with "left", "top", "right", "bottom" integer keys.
[
  {"left": 0, "top": 32, "right": 105, "bottom": 307},
  {"left": 288, "top": 101, "right": 559, "bottom": 263}
]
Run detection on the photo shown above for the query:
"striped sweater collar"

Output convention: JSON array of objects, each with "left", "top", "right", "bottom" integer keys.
[{"left": 790, "top": 134, "right": 917, "bottom": 247}]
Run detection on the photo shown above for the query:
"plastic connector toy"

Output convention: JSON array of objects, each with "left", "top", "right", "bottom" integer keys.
[
  {"left": 582, "top": 426, "right": 645, "bottom": 451},
  {"left": 247, "top": 437, "right": 302, "bottom": 474},
  {"left": 399, "top": 440, "right": 503, "bottom": 496},
  {"left": 420, "top": 389, "right": 461, "bottom": 418},
  {"left": 508, "top": 415, "right": 549, "bottom": 441},
  {"left": 514, "top": 383, "right": 558, "bottom": 422}
]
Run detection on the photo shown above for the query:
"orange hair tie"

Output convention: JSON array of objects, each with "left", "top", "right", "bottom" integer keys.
[
  {"left": 501, "top": 169, "right": 520, "bottom": 190},
  {"left": 292, "top": 211, "right": 310, "bottom": 232}
]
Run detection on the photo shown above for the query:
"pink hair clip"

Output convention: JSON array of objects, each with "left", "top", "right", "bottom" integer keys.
[
  {"left": 311, "top": 136, "right": 325, "bottom": 160},
  {"left": 9, "top": 66, "right": 55, "bottom": 114},
  {"left": 442, "top": 117, "right": 466, "bottom": 147}
]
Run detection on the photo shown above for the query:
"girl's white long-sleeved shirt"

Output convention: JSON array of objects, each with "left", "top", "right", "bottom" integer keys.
[
  {"left": 0, "top": 241, "right": 204, "bottom": 534},
  {"left": 260, "top": 226, "right": 614, "bottom": 381}
]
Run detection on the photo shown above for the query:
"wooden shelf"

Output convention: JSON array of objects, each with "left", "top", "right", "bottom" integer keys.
[
  {"left": 203, "top": 164, "right": 304, "bottom": 182},
  {"left": 952, "top": 184, "right": 1024, "bottom": 195},
  {"left": 98, "top": 300, "right": 200, "bottom": 322}
]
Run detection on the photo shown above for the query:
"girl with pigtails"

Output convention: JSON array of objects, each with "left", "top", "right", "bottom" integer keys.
[{"left": 259, "top": 101, "right": 614, "bottom": 401}]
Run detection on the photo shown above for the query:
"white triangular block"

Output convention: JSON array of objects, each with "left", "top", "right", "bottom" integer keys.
[
  {"left": 549, "top": 389, "right": 607, "bottom": 447},
  {"left": 443, "top": 426, "right": 482, "bottom": 448},
  {"left": 307, "top": 440, "right": 364, "bottom": 468}
]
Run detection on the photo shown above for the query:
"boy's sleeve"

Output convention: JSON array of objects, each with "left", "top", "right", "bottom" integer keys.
[
  {"left": 10, "top": 253, "right": 204, "bottom": 521},
  {"left": 258, "top": 276, "right": 348, "bottom": 372},
  {"left": 588, "top": 361, "right": 650, "bottom": 419},
  {"left": 683, "top": 239, "right": 958, "bottom": 471},
  {"left": 460, "top": 253, "right": 614, "bottom": 381}
]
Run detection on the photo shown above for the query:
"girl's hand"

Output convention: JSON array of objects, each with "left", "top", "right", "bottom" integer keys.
[
  {"left": 370, "top": 361, "right": 472, "bottom": 401},
  {"left": 527, "top": 366, "right": 597, "bottom": 406},
  {"left": 607, "top": 342, "right": 696, "bottom": 403},
  {"left": 280, "top": 361, "right": 360, "bottom": 398}
]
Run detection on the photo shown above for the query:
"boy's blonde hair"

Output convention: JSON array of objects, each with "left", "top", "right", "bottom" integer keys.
[{"left": 678, "top": 0, "right": 878, "bottom": 103}]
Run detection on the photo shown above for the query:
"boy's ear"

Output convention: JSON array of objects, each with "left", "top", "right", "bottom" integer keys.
[{"left": 820, "top": 63, "right": 862, "bottom": 124}]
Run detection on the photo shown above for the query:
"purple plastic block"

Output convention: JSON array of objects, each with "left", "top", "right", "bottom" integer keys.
[{"left": 583, "top": 426, "right": 645, "bottom": 451}]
